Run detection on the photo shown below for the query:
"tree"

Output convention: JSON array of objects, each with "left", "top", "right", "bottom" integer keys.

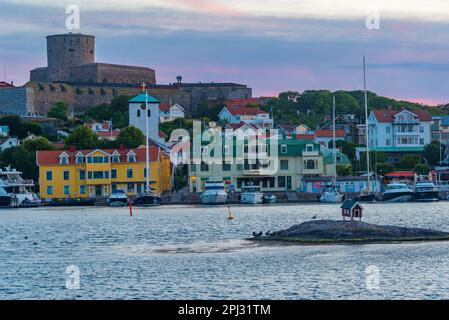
[
  {"left": 376, "top": 163, "right": 394, "bottom": 175},
  {"left": 0, "top": 115, "right": 26, "bottom": 139},
  {"left": 336, "top": 140, "right": 356, "bottom": 162},
  {"left": 48, "top": 102, "right": 68, "bottom": 120},
  {"left": 65, "top": 126, "right": 98, "bottom": 149},
  {"left": 414, "top": 163, "right": 431, "bottom": 175},
  {"left": 83, "top": 95, "right": 131, "bottom": 129},
  {"left": 400, "top": 155, "right": 421, "bottom": 169},
  {"left": 22, "top": 137, "right": 55, "bottom": 152},
  {"left": 0, "top": 146, "right": 37, "bottom": 181},
  {"left": 115, "top": 126, "right": 145, "bottom": 148},
  {"left": 337, "top": 164, "right": 353, "bottom": 176},
  {"left": 423, "top": 141, "right": 443, "bottom": 165}
]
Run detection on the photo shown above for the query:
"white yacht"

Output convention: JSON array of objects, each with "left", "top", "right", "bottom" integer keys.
[
  {"left": 320, "top": 185, "right": 344, "bottom": 203},
  {"left": 201, "top": 181, "right": 228, "bottom": 204},
  {"left": 413, "top": 181, "right": 439, "bottom": 202},
  {"left": 240, "top": 185, "right": 264, "bottom": 204},
  {"left": 0, "top": 167, "right": 40, "bottom": 207},
  {"left": 107, "top": 189, "right": 129, "bottom": 207},
  {"left": 382, "top": 183, "right": 413, "bottom": 202}
]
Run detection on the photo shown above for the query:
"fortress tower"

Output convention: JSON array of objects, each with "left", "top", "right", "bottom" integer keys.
[{"left": 46, "top": 33, "right": 95, "bottom": 82}]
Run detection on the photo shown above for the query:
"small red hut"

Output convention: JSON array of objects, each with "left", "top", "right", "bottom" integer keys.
[{"left": 341, "top": 200, "right": 363, "bottom": 221}]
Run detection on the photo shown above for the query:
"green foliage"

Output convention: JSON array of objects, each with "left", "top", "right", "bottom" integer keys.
[
  {"left": 423, "top": 141, "right": 443, "bottom": 165},
  {"left": 160, "top": 118, "right": 194, "bottom": 138},
  {"left": 22, "top": 137, "right": 55, "bottom": 152},
  {"left": 376, "top": 163, "right": 395, "bottom": 175},
  {"left": 359, "top": 151, "right": 387, "bottom": 171},
  {"left": 400, "top": 155, "right": 421, "bottom": 169},
  {"left": 336, "top": 164, "right": 353, "bottom": 176},
  {"left": 0, "top": 115, "right": 44, "bottom": 139},
  {"left": 48, "top": 102, "right": 68, "bottom": 120},
  {"left": 414, "top": 163, "right": 431, "bottom": 175},
  {"left": 336, "top": 140, "right": 356, "bottom": 161},
  {"left": 0, "top": 146, "right": 37, "bottom": 181},
  {"left": 83, "top": 95, "right": 131, "bottom": 129},
  {"left": 65, "top": 126, "right": 98, "bottom": 149},
  {"left": 193, "top": 100, "right": 224, "bottom": 120},
  {"left": 115, "top": 126, "right": 145, "bottom": 148}
]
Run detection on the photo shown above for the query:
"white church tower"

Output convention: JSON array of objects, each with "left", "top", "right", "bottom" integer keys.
[{"left": 129, "top": 86, "right": 161, "bottom": 142}]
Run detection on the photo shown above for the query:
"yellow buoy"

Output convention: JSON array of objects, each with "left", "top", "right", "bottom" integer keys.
[{"left": 227, "top": 206, "right": 234, "bottom": 220}]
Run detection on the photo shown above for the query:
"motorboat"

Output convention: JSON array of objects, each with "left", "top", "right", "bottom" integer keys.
[
  {"left": 382, "top": 183, "right": 413, "bottom": 202},
  {"left": 133, "top": 191, "right": 162, "bottom": 207},
  {"left": 241, "top": 185, "right": 264, "bottom": 204},
  {"left": 263, "top": 194, "right": 277, "bottom": 204},
  {"left": 201, "top": 181, "right": 228, "bottom": 204},
  {"left": 0, "top": 167, "right": 40, "bottom": 207},
  {"left": 320, "top": 185, "right": 344, "bottom": 203},
  {"left": 413, "top": 181, "right": 439, "bottom": 202},
  {"left": 0, "top": 185, "right": 14, "bottom": 208},
  {"left": 107, "top": 190, "right": 129, "bottom": 207}
]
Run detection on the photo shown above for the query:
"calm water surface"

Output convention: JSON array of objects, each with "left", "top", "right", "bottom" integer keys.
[{"left": 2, "top": 202, "right": 449, "bottom": 299}]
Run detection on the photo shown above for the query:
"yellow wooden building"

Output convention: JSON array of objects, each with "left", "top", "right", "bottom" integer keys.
[{"left": 36, "top": 145, "right": 172, "bottom": 199}]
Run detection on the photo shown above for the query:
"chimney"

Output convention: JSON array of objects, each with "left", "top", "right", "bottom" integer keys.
[
  {"left": 68, "top": 146, "right": 76, "bottom": 152},
  {"left": 119, "top": 144, "right": 125, "bottom": 151}
]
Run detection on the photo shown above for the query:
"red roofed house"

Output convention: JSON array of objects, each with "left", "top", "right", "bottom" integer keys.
[
  {"left": 86, "top": 121, "right": 121, "bottom": 141},
  {"left": 368, "top": 107, "right": 432, "bottom": 149},
  {"left": 314, "top": 129, "right": 346, "bottom": 147},
  {"left": 218, "top": 105, "right": 273, "bottom": 128}
]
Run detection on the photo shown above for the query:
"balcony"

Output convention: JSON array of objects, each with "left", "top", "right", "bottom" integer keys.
[{"left": 302, "top": 150, "right": 319, "bottom": 157}]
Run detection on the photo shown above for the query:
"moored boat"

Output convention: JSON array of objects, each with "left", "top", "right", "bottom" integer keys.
[
  {"left": 107, "top": 190, "right": 129, "bottom": 207},
  {"left": 201, "top": 181, "right": 228, "bottom": 204},
  {"left": 0, "top": 167, "right": 41, "bottom": 207},
  {"left": 241, "top": 185, "right": 264, "bottom": 204},
  {"left": 44, "top": 198, "right": 96, "bottom": 207},
  {"left": 381, "top": 183, "right": 413, "bottom": 202},
  {"left": 413, "top": 181, "right": 439, "bottom": 202},
  {"left": 320, "top": 185, "right": 344, "bottom": 203},
  {"left": 133, "top": 193, "right": 162, "bottom": 207},
  {"left": 263, "top": 194, "right": 277, "bottom": 204}
]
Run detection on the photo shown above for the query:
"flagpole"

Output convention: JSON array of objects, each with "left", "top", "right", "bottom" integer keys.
[{"left": 144, "top": 83, "right": 150, "bottom": 195}]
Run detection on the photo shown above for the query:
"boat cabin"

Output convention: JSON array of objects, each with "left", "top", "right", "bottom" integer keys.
[{"left": 341, "top": 200, "right": 363, "bottom": 221}]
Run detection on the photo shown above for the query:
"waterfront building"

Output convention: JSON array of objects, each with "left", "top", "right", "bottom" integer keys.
[
  {"left": 431, "top": 115, "right": 449, "bottom": 144},
  {"left": 36, "top": 145, "right": 172, "bottom": 200},
  {"left": 218, "top": 106, "right": 273, "bottom": 128},
  {"left": 314, "top": 129, "right": 346, "bottom": 147},
  {"left": 188, "top": 136, "right": 350, "bottom": 193},
  {"left": 302, "top": 175, "right": 382, "bottom": 194},
  {"left": 159, "top": 103, "right": 185, "bottom": 123}
]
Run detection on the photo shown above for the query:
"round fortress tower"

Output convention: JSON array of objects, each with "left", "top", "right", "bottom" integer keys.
[{"left": 46, "top": 33, "right": 95, "bottom": 82}]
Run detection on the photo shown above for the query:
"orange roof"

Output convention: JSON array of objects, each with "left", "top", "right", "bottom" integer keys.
[
  {"left": 37, "top": 146, "right": 160, "bottom": 166},
  {"left": 227, "top": 98, "right": 260, "bottom": 107},
  {"left": 86, "top": 121, "right": 111, "bottom": 131},
  {"left": 296, "top": 134, "right": 316, "bottom": 140},
  {"left": 226, "top": 106, "right": 268, "bottom": 116},
  {"left": 372, "top": 109, "right": 432, "bottom": 122},
  {"left": 96, "top": 131, "right": 120, "bottom": 137},
  {"left": 315, "top": 129, "right": 346, "bottom": 138},
  {"left": 159, "top": 103, "right": 171, "bottom": 112}
]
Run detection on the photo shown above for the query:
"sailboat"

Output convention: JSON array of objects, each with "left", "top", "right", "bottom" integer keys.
[
  {"left": 357, "top": 56, "right": 377, "bottom": 202},
  {"left": 320, "top": 96, "right": 344, "bottom": 203},
  {"left": 133, "top": 83, "right": 162, "bottom": 207}
]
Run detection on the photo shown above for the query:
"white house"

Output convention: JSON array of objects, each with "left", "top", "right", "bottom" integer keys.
[
  {"left": 368, "top": 108, "right": 432, "bottom": 149},
  {"left": 86, "top": 121, "right": 112, "bottom": 133},
  {"left": 0, "top": 137, "right": 19, "bottom": 151},
  {"left": 218, "top": 106, "right": 273, "bottom": 128},
  {"left": 159, "top": 103, "right": 185, "bottom": 123},
  {"left": 128, "top": 92, "right": 162, "bottom": 143}
]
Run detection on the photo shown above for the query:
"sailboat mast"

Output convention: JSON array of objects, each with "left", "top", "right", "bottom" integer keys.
[
  {"left": 363, "top": 56, "right": 371, "bottom": 191},
  {"left": 144, "top": 83, "right": 150, "bottom": 194},
  {"left": 333, "top": 95, "right": 337, "bottom": 186}
]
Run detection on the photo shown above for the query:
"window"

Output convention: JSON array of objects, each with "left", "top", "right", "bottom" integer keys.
[
  {"left": 201, "top": 162, "right": 209, "bottom": 172},
  {"left": 112, "top": 155, "right": 120, "bottom": 163},
  {"left": 127, "top": 169, "right": 133, "bottom": 179},
  {"left": 223, "top": 146, "right": 230, "bottom": 155},
  {"left": 278, "top": 176, "right": 286, "bottom": 188},
  {"left": 420, "top": 138, "right": 424, "bottom": 145},
  {"left": 87, "top": 156, "right": 109, "bottom": 164},
  {"left": 137, "top": 109, "right": 141, "bottom": 117},
  {"left": 190, "top": 164, "right": 196, "bottom": 172},
  {"left": 144, "top": 168, "right": 148, "bottom": 178},
  {"left": 386, "top": 139, "right": 391, "bottom": 146},
  {"left": 281, "top": 144, "right": 287, "bottom": 154},
  {"left": 64, "top": 185, "right": 70, "bottom": 195},
  {"left": 127, "top": 183, "right": 134, "bottom": 193},
  {"left": 223, "top": 163, "right": 231, "bottom": 171},
  {"left": 105, "top": 171, "right": 110, "bottom": 179},
  {"left": 306, "top": 145, "right": 314, "bottom": 152},
  {"left": 79, "top": 170, "right": 86, "bottom": 180},
  {"left": 237, "top": 164, "right": 243, "bottom": 171},
  {"left": 127, "top": 155, "right": 136, "bottom": 163},
  {"left": 47, "top": 186, "right": 53, "bottom": 195},
  {"left": 76, "top": 156, "right": 84, "bottom": 164},
  {"left": 305, "top": 160, "right": 316, "bottom": 170},
  {"left": 420, "top": 125, "right": 424, "bottom": 133},
  {"left": 386, "top": 126, "right": 391, "bottom": 134},
  {"left": 147, "top": 109, "right": 151, "bottom": 117},
  {"left": 60, "top": 156, "right": 68, "bottom": 165},
  {"left": 280, "top": 160, "right": 289, "bottom": 170},
  {"left": 46, "top": 171, "right": 53, "bottom": 181},
  {"left": 111, "top": 169, "right": 117, "bottom": 179},
  {"left": 63, "top": 171, "right": 70, "bottom": 180},
  {"left": 80, "top": 185, "right": 86, "bottom": 194}
]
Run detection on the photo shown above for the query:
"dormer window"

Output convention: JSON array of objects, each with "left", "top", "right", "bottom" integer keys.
[
  {"left": 127, "top": 151, "right": 136, "bottom": 163},
  {"left": 306, "top": 144, "right": 314, "bottom": 152},
  {"left": 281, "top": 144, "right": 287, "bottom": 154},
  {"left": 75, "top": 152, "right": 84, "bottom": 164},
  {"left": 112, "top": 151, "right": 120, "bottom": 163},
  {"left": 59, "top": 152, "right": 69, "bottom": 165}
]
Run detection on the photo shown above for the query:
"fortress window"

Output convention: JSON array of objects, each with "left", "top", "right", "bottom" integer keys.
[
  {"left": 69, "top": 48, "right": 75, "bottom": 52},
  {"left": 112, "top": 89, "right": 118, "bottom": 96},
  {"left": 49, "top": 85, "right": 55, "bottom": 92},
  {"left": 38, "top": 84, "right": 45, "bottom": 91},
  {"left": 76, "top": 88, "right": 83, "bottom": 95},
  {"left": 100, "top": 88, "right": 106, "bottom": 95},
  {"left": 60, "top": 85, "right": 66, "bottom": 92}
]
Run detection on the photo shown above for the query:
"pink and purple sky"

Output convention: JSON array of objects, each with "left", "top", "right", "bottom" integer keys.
[{"left": 1, "top": 0, "right": 449, "bottom": 105}]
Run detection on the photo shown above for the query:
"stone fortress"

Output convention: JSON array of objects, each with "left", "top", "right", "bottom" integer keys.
[{"left": 0, "top": 33, "right": 252, "bottom": 116}]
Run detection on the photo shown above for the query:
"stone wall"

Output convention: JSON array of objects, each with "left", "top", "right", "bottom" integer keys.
[{"left": 0, "top": 87, "right": 34, "bottom": 115}]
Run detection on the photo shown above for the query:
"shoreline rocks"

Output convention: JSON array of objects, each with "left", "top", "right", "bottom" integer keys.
[{"left": 250, "top": 220, "right": 449, "bottom": 245}]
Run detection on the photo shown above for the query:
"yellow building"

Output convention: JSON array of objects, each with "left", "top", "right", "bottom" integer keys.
[{"left": 36, "top": 145, "right": 172, "bottom": 199}]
